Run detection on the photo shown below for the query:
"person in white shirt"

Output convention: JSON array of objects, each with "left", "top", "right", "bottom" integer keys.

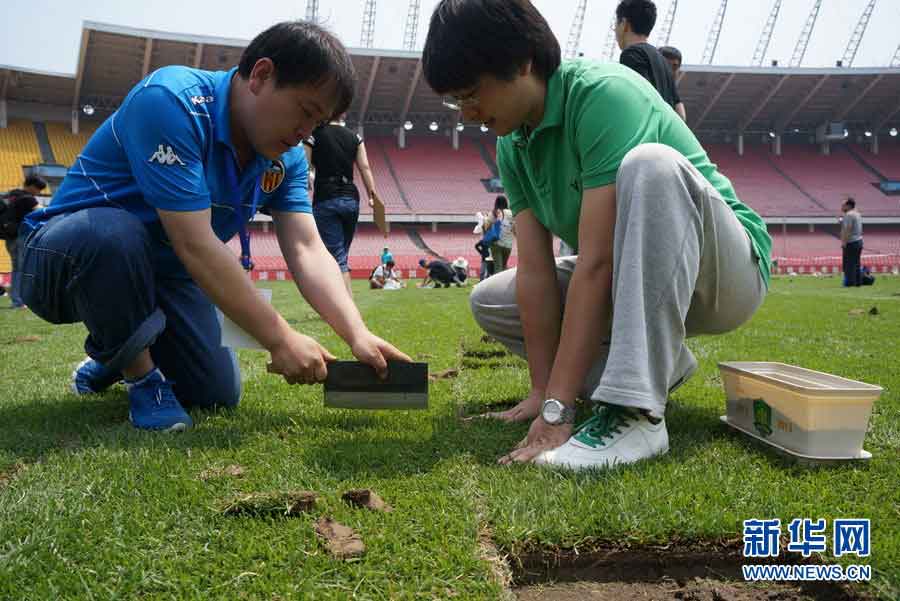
[{"left": 370, "top": 260, "right": 404, "bottom": 289}]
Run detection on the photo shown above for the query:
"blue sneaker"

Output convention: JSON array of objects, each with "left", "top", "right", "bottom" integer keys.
[
  {"left": 71, "top": 357, "right": 122, "bottom": 394},
  {"left": 127, "top": 369, "right": 193, "bottom": 432}
]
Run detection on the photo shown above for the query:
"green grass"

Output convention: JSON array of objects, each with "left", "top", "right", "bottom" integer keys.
[{"left": 1, "top": 276, "right": 898, "bottom": 600}]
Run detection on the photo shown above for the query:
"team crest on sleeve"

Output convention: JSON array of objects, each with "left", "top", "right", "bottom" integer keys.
[{"left": 260, "top": 160, "right": 286, "bottom": 194}]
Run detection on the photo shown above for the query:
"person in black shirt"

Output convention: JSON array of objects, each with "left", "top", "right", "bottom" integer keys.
[
  {"left": 417, "top": 258, "right": 465, "bottom": 288},
  {"left": 614, "top": 0, "right": 686, "bottom": 122},
  {"left": 304, "top": 120, "right": 382, "bottom": 297},
  {"left": 3, "top": 175, "right": 46, "bottom": 308}
]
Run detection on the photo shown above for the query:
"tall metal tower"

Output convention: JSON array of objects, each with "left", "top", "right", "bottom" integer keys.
[
  {"left": 305, "top": 0, "right": 319, "bottom": 22},
  {"left": 602, "top": 16, "right": 618, "bottom": 62},
  {"left": 752, "top": 0, "right": 782, "bottom": 66},
  {"left": 841, "top": 0, "right": 877, "bottom": 67},
  {"left": 789, "top": 0, "right": 822, "bottom": 67},
  {"left": 892, "top": 43, "right": 900, "bottom": 68},
  {"left": 701, "top": 0, "right": 728, "bottom": 65},
  {"left": 403, "top": 0, "right": 421, "bottom": 51},
  {"left": 360, "top": 0, "right": 377, "bottom": 49},
  {"left": 654, "top": 0, "right": 678, "bottom": 48},
  {"left": 564, "top": 0, "right": 588, "bottom": 59}
]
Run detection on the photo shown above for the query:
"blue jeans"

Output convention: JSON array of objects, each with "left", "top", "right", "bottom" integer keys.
[
  {"left": 19, "top": 207, "right": 241, "bottom": 409},
  {"left": 313, "top": 196, "right": 359, "bottom": 272}
]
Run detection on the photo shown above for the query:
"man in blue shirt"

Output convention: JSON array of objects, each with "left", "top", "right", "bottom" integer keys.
[{"left": 19, "top": 21, "right": 411, "bottom": 432}]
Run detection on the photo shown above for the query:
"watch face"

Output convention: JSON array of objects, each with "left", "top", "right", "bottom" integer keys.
[{"left": 543, "top": 401, "right": 562, "bottom": 423}]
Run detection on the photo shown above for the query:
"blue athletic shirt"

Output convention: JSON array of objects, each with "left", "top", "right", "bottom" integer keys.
[{"left": 27, "top": 65, "right": 311, "bottom": 276}]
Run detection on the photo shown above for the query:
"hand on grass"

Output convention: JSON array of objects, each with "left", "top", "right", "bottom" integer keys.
[{"left": 498, "top": 417, "right": 572, "bottom": 465}]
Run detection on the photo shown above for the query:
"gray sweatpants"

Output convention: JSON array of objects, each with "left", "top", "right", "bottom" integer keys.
[{"left": 470, "top": 144, "right": 766, "bottom": 417}]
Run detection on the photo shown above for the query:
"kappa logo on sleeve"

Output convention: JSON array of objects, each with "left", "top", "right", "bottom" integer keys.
[
  {"left": 260, "top": 159, "right": 286, "bottom": 193},
  {"left": 148, "top": 144, "right": 186, "bottom": 166}
]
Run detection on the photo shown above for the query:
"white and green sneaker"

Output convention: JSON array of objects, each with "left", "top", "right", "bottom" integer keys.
[{"left": 535, "top": 404, "right": 668, "bottom": 471}]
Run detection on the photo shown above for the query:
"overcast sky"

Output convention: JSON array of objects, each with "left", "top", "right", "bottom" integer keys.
[{"left": 2, "top": 0, "right": 899, "bottom": 75}]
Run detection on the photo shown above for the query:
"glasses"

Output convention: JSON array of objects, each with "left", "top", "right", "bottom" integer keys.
[{"left": 442, "top": 88, "right": 480, "bottom": 111}]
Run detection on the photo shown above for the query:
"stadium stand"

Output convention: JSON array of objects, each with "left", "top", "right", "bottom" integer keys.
[
  {"left": 772, "top": 144, "right": 900, "bottom": 216},
  {"left": 380, "top": 136, "right": 495, "bottom": 214},
  {"left": 0, "top": 120, "right": 42, "bottom": 192},
  {"left": 706, "top": 144, "right": 827, "bottom": 217},
  {"left": 46, "top": 121, "right": 97, "bottom": 167},
  {"left": 851, "top": 140, "right": 900, "bottom": 180}
]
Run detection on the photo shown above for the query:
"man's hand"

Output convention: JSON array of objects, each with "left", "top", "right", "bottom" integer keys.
[
  {"left": 498, "top": 416, "right": 573, "bottom": 465},
  {"left": 266, "top": 330, "right": 337, "bottom": 385},
  {"left": 350, "top": 331, "right": 413, "bottom": 379},
  {"left": 368, "top": 190, "right": 381, "bottom": 208}
]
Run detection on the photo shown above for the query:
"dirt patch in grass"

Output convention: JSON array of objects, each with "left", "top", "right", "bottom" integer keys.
[
  {"left": 0, "top": 462, "right": 27, "bottom": 489},
  {"left": 515, "top": 578, "right": 843, "bottom": 601},
  {"left": 315, "top": 517, "right": 365, "bottom": 559},
  {"left": 221, "top": 491, "right": 317, "bottom": 517},
  {"left": 463, "top": 349, "right": 509, "bottom": 359},
  {"left": 4, "top": 335, "right": 41, "bottom": 345},
  {"left": 200, "top": 464, "right": 246, "bottom": 481},
  {"left": 509, "top": 542, "right": 868, "bottom": 601},
  {"left": 430, "top": 368, "right": 460, "bottom": 380},
  {"left": 342, "top": 489, "right": 393, "bottom": 512}
]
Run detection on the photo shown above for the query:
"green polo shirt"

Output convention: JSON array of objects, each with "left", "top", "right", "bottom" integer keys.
[{"left": 497, "top": 60, "right": 772, "bottom": 287}]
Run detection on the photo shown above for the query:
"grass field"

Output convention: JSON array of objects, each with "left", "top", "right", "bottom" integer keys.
[{"left": 1, "top": 275, "right": 898, "bottom": 600}]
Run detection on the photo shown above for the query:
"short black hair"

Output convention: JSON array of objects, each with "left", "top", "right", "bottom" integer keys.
[
  {"left": 659, "top": 46, "right": 682, "bottom": 63},
  {"left": 238, "top": 21, "right": 356, "bottom": 119},
  {"left": 24, "top": 175, "right": 47, "bottom": 191},
  {"left": 422, "top": 0, "right": 561, "bottom": 95},
  {"left": 616, "top": 0, "right": 657, "bottom": 37},
  {"left": 845, "top": 198, "right": 856, "bottom": 208},
  {"left": 494, "top": 195, "right": 508, "bottom": 211}
]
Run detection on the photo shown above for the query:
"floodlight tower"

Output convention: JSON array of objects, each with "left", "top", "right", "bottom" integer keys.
[
  {"left": 565, "top": 0, "right": 587, "bottom": 60},
  {"left": 403, "top": 0, "right": 421, "bottom": 51},
  {"left": 361, "top": 0, "right": 377, "bottom": 49},
  {"left": 701, "top": 0, "right": 728, "bottom": 64},
  {"left": 654, "top": 0, "right": 678, "bottom": 47},
  {"left": 752, "top": 0, "right": 782, "bottom": 66},
  {"left": 602, "top": 16, "right": 618, "bottom": 62},
  {"left": 305, "top": 0, "right": 319, "bottom": 22},
  {"left": 892, "top": 43, "right": 900, "bottom": 67},
  {"left": 841, "top": 0, "right": 877, "bottom": 67},
  {"left": 789, "top": 0, "right": 822, "bottom": 67}
]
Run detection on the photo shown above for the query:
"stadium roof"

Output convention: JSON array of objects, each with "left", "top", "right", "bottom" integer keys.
[{"left": 2, "top": 21, "right": 900, "bottom": 137}]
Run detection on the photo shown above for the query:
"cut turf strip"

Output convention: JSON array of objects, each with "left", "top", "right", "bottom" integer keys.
[
  {"left": 342, "top": 488, "right": 393, "bottom": 512},
  {"left": 315, "top": 517, "right": 365, "bottom": 559},
  {"left": 199, "top": 464, "right": 246, "bottom": 481}
]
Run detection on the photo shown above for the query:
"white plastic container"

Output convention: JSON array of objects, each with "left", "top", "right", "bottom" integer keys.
[{"left": 718, "top": 362, "right": 882, "bottom": 461}]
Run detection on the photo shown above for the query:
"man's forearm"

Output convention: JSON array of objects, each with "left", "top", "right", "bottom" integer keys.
[
  {"left": 286, "top": 242, "right": 368, "bottom": 344},
  {"left": 358, "top": 165, "right": 376, "bottom": 196},
  {"left": 517, "top": 267, "right": 563, "bottom": 395},
  {"left": 174, "top": 237, "right": 291, "bottom": 351},
  {"left": 545, "top": 262, "right": 612, "bottom": 404}
]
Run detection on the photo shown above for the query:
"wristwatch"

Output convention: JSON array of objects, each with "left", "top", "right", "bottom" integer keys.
[{"left": 541, "top": 398, "right": 576, "bottom": 425}]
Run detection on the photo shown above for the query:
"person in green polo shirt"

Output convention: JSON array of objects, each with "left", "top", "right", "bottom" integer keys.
[{"left": 423, "top": 0, "right": 771, "bottom": 471}]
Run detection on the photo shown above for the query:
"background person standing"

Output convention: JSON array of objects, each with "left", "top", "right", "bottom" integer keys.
[
  {"left": 305, "top": 120, "right": 382, "bottom": 297},
  {"left": 840, "top": 198, "right": 863, "bottom": 287}
]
